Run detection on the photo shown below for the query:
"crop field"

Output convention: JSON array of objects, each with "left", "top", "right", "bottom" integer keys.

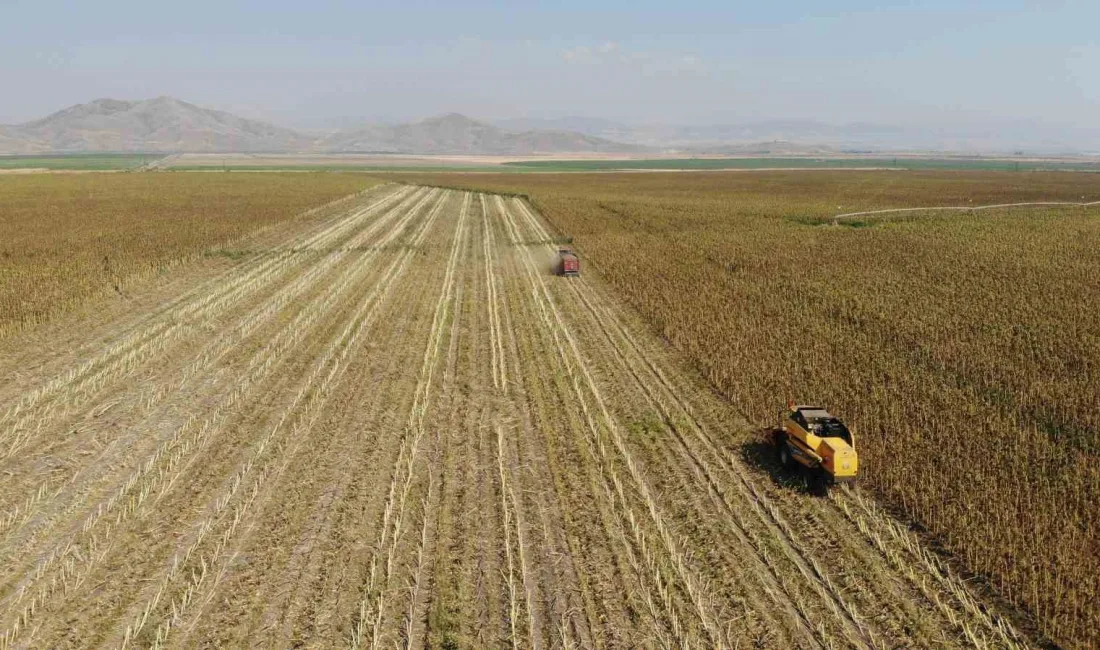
[
  {"left": 501, "top": 157, "right": 1100, "bottom": 172},
  {"left": 385, "top": 170, "right": 1100, "bottom": 649},
  {"left": 0, "top": 182, "right": 1039, "bottom": 648},
  {"left": 0, "top": 154, "right": 165, "bottom": 170},
  {"left": 0, "top": 173, "right": 377, "bottom": 337}
]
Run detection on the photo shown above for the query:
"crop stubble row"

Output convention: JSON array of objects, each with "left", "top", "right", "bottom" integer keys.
[{"left": 0, "top": 184, "right": 1031, "bottom": 648}]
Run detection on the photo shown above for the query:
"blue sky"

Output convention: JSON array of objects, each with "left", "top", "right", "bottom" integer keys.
[{"left": 2, "top": 0, "right": 1097, "bottom": 128}]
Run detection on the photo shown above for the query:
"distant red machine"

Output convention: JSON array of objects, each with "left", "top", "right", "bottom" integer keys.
[{"left": 556, "top": 248, "right": 580, "bottom": 276}]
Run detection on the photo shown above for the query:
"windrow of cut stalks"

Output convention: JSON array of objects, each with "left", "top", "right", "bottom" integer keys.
[
  {"left": 0, "top": 173, "right": 378, "bottom": 338},
  {"left": 392, "top": 170, "right": 1100, "bottom": 650}
]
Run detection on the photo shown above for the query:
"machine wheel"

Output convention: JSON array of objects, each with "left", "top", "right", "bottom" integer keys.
[
  {"left": 776, "top": 435, "right": 795, "bottom": 470},
  {"left": 809, "top": 469, "right": 829, "bottom": 497}
]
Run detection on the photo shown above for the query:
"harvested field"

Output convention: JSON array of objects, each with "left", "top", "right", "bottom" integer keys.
[
  {"left": 0, "top": 173, "right": 378, "bottom": 338},
  {"left": 387, "top": 171, "right": 1100, "bottom": 649},
  {"left": 0, "top": 183, "right": 1037, "bottom": 648}
]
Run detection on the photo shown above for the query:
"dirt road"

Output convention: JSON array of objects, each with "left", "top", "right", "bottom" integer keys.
[{"left": 0, "top": 185, "right": 1031, "bottom": 648}]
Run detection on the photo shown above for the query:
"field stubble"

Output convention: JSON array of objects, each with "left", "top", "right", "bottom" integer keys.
[
  {"left": 0, "top": 172, "right": 380, "bottom": 338},
  {"left": 391, "top": 170, "right": 1100, "bottom": 649},
  {"left": 0, "top": 180, "right": 1046, "bottom": 648}
]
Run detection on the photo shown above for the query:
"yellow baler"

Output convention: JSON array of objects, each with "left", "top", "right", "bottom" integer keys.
[{"left": 774, "top": 404, "right": 859, "bottom": 493}]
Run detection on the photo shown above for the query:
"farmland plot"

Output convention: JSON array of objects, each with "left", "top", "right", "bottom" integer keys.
[{"left": 0, "top": 185, "right": 1032, "bottom": 648}]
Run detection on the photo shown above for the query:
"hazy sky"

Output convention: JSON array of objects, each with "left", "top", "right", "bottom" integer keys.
[{"left": 2, "top": 0, "right": 1097, "bottom": 128}]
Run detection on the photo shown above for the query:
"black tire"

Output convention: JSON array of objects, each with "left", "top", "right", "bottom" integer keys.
[
  {"left": 809, "top": 469, "right": 829, "bottom": 497},
  {"left": 776, "top": 435, "right": 795, "bottom": 470}
]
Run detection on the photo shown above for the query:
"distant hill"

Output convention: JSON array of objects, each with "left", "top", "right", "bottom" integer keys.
[
  {"left": 0, "top": 101, "right": 641, "bottom": 155},
  {"left": 0, "top": 126, "right": 42, "bottom": 154},
  {"left": 3, "top": 98, "right": 1098, "bottom": 156},
  {"left": 0, "top": 97, "right": 314, "bottom": 153},
  {"left": 319, "top": 113, "right": 639, "bottom": 154},
  {"left": 499, "top": 116, "right": 1100, "bottom": 155}
]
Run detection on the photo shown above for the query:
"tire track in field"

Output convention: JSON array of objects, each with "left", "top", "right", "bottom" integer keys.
[
  {"left": 495, "top": 197, "right": 655, "bottom": 646},
  {"left": 494, "top": 196, "right": 685, "bottom": 648},
  {"left": 503, "top": 280, "right": 664, "bottom": 648},
  {"left": 429, "top": 196, "right": 505, "bottom": 648},
  {"left": 350, "top": 192, "right": 469, "bottom": 649},
  {"left": 481, "top": 194, "right": 509, "bottom": 394},
  {"left": 495, "top": 423, "right": 532, "bottom": 650},
  {"left": 497, "top": 196, "right": 725, "bottom": 649},
  {"left": 223, "top": 229, "right": 444, "bottom": 648},
  {"left": 481, "top": 200, "right": 638, "bottom": 650},
  {"left": 401, "top": 191, "right": 473, "bottom": 649},
  {"left": 416, "top": 236, "right": 484, "bottom": 649},
  {"left": 0, "top": 189, "right": 445, "bottom": 650},
  {"left": 485, "top": 198, "right": 597, "bottom": 649}
]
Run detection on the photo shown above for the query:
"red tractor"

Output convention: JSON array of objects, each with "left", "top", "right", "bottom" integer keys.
[{"left": 555, "top": 248, "right": 580, "bottom": 277}]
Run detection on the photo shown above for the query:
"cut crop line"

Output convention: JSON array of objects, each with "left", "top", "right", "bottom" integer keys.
[
  {"left": 0, "top": 189, "right": 443, "bottom": 649},
  {"left": 564, "top": 275, "right": 843, "bottom": 649},
  {"left": 118, "top": 189, "right": 447, "bottom": 650},
  {"left": 556, "top": 267, "right": 874, "bottom": 648},
  {"left": 0, "top": 188, "right": 432, "bottom": 571},
  {"left": 0, "top": 183, "right": 406, "bottom": 430},
  {"left": 519, "top": 198, "right": 879, "bottom": 647},
  {"left": 831, "top": 489, "right": 1028, "bottom": 649},
  {"left": 496, "top": 424, "right": 528, "bottom": 650},
  {"left": 0, "top": 185, "right": 415, "bottom": 462},
  {"left": 511, "top": 198, "right": 823, "bottom": 647},
  {"left": 481, "top": 194, "right": 508, "bottom": 394},
  {"left": 0, "top": 188, "right": 428, "bottom": 541},
  {"left": 0, "top": 187, "right": 438, "bottom": 647},
  {"left": 498, "top": 196, "right": 724, "bottom": 648},
  {"left": 503, "top": 198, "right": 692, "bottom": 645},
  {"left": 554, "top": 237, "right": 1013, "bottom": 648},
  {"left": 0, "top": 183, "right": 382, "bottom": 423},
  {"left": 509, "top": 228, "right": 832, "bottom": 644},
  {"left": 543, "top": 231, "right": 1023, "bottom": 650},
  {"left": 352, "top": 191, "right": 467, "bottom": 650}
]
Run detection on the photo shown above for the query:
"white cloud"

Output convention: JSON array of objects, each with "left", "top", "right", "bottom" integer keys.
[
  {"left": 561, "top": 42, "right": 705, "bottom": 75},
  {"left": 561, "top": 45, "right": 595, "bottom": 64}
]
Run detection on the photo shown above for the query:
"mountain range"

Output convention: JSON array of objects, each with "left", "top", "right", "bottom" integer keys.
[
  {"left": 3, "top": 97, "right": 1097, "bottom": 155},
  {"left": 0, "top": 97, "right": 638, "bottom": 155},
  {"left": 495, "top": 116, "right": 1100, "bottom": 154}
]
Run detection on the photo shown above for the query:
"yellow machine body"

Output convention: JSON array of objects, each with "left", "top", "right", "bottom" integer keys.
[{"left": 777, "top": 405, "right": 859, "bottom": 484}]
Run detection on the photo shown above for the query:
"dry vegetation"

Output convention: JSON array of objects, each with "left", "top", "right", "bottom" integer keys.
[
  {"left": 394, "top": 170, "right": 1100, "bottom": 649},
  {"left": 0, "top": 182, "right": 1038, "bottom": 648},
  {"left": 0, "top": 173, "right": 377, "bottom": 337}
]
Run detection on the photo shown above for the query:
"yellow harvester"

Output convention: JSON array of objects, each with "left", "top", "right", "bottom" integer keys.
[{"left": 773, "top": 404, "right": 858, "bottom": 493}]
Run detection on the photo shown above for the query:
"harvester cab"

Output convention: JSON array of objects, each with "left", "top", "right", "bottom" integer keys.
[
  {"left": 556, "top": 247, "right": 580, "bottom": 277},
  {"left": 773, "top": 403, "right": 858, "bottom": 494}
]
